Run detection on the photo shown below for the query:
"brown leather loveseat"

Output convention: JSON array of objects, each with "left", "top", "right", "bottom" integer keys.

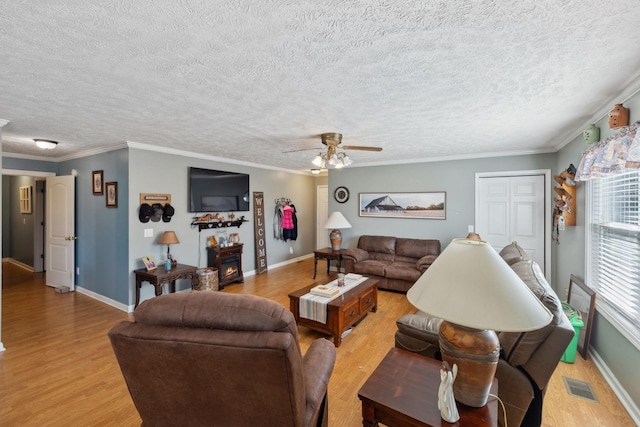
[
  {"left": 109, "top": 291, "right": 336, "bottom": 427},
  {"left": 394, "top": 242, "right": 574, "bottom": 427},
  {"left": 342, "top": 235, "right": 440, "bottom": 292}
]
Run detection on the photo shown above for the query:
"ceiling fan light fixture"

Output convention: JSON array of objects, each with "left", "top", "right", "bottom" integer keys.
[
  {"left": 342, "top": 154, "right": 353, "bottom": 166},
  {"left": 312, "top": 154, "right": 324, "bottom": 167},
  {"left": 34, "top": 139, "right": 58, "bottom": 149}
]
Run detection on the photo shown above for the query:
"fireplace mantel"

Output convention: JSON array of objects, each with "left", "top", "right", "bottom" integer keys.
[{"left": 207, "top": 244, "right": 244, "bottom": 289}]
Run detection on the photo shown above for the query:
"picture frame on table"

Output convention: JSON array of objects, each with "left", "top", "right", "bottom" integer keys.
[
  {"left": 142, "top": 256, "right": 157, "bottom": 271},
  {"left": 92, "top": 170, "right": 104, "bottom": 195},
  {"left": 567, "top": 274, "right": 596, "bottom": 360},
  {"left": 106, "top": 182, "right": 118, "bottom": 208},
  {"left": 359, "top": 192, "right": 446, "bottom": 219}
]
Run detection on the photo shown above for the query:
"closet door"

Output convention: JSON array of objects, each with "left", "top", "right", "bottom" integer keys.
[{"left": 476, "top": 173, "right": 546, "bottom": 272}]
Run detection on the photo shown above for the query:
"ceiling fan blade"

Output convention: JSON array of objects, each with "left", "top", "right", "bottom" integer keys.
[
  {"left": 342, "top": 145, "right": 383, "bottom": 152},
  {"left": 282, "top": 147, "right": 320, "bottom": 153}
]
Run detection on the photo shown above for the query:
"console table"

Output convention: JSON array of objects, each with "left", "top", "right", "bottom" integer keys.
[
  {"left": 358, "top": 347, "right": 498, "bottom": 427},
  {"left": 133, "top": 264, "right": 198, "bottom": 308}
]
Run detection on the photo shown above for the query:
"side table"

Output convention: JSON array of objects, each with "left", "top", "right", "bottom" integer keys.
[
  {"left": 313, "top": 247, "right": 344, "bottom": 279},
  {"left": 133, "top": 264, "right": 198, "bottom": 308},
  {"left": 358, "top": 347, "right": 498, "bottom": 427}
]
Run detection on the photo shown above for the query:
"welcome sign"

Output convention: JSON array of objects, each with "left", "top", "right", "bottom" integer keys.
[{"left": 253, "top": 192, "right": 268, "bottom": 274}]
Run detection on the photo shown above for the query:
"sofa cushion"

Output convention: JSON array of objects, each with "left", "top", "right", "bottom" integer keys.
[
  {"left": 396, "top": 238, "right": 440, "bottom": 259},
  {"left": 499, "top": 241, "right": 530, "bottom": 265},
  {"left": 352, "top": 259, "right": 390, "bottom": 277},
  {"left": 358, "top": 235, "right": 396, "bottom": 255},
  {"left": 384, "top": 262, "right": 422, "bottom": 282},
  {"left": 499, "top": 259, "right": 559, "bottom": 366}
]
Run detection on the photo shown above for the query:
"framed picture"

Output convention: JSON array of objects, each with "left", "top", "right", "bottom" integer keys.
[
  {"left": 359, "top": 192, "right": 446, "bottom": 219},
  {"left": 106, "top": 182, "right": 118, "bottom": 208},
  {"left": 19, "top": 186, "right": 32, "bottom": 214},
  {"left": 142, "top": 256, "right": 157, "bottom": 271},
  {"left": 92, "top": 170, "right": 104, "bottom": 195},
  {"left": 567, "top": 275, "right": 596, "bottom": 360}
]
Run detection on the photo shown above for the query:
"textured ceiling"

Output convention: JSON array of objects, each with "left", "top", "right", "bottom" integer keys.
[{"left": 2, "top": 1, "right": 640, "bottom": 173}]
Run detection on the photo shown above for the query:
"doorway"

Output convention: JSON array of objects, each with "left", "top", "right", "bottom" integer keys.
[
  {"left": 316, "top": 185, "right": 329, "bottom": 249},
  {"left": 475, "top": 170, "right": 551, "bottom": 277}
]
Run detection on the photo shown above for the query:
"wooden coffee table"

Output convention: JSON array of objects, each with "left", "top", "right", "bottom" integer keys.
[
  {"left": 288, "top": 277, "right": 378, "bottom": 347},
  {"left": 358, "top": 348, "right": 498, "bottom": 427}
]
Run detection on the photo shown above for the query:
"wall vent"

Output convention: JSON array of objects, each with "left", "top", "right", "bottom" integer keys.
[{"left": 563, "top": 376, "right": 598, "bottom": 402}]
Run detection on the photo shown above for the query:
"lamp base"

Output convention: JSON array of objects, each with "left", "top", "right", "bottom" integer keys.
[
  {"left": 329, "top": 229, "right": 342, "bottom": 250},
  {"left": 438, "top": 321, "right": 500, "bottom": 407}
]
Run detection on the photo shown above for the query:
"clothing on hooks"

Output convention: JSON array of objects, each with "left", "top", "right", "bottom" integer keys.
[{"left": 274, "top": 198, "right": 298, "bottom": 241}]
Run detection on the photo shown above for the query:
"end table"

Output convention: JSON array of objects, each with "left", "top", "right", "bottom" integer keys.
[
  {"left": 133, "top": 264, "right": 198, "bottom": 308},
  {"left": 358, "top": 347, "right": 498, "bottom": 427}
]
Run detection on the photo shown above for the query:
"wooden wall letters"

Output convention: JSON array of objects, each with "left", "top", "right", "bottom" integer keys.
[{"left": 253, "top": 192, "right": 268, "bottom": 274}]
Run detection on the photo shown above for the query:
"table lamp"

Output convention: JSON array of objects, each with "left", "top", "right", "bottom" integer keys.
[
  {"left": 407, "top": 238, "right": 552, "bottom": 407},
  {"left": 158, "top": 231, "right": 180, "bottom": 266},
  {"left": 323, "top": 212, "right": 352, "bottom": 250}
]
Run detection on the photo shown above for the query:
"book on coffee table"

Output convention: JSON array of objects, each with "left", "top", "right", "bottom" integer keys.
[{"left": 310, "top": 284, "right": 339, "bottom": 298}]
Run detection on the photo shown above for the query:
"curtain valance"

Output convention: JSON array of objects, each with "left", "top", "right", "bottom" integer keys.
[{"left": 575, "top": 121, "right": 640, "bottom": 181}]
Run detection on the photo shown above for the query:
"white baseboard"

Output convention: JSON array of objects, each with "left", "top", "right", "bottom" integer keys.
[
  {"left": 242, "top": 253, "right": 314, "bottom": 277},
  {"left": 75, "top": 286, "right": 129, "bottom": 313},
  {"left": 590, "top": 348, "right": 640, "bottom": 425},
  {"left": 3, "top": 258, "right": 34, "bottom": 272}
]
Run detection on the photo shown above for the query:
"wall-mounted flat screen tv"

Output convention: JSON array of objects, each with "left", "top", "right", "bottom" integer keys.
[{"left": 188, "top": 167, "right": 250, "bottom": 212}]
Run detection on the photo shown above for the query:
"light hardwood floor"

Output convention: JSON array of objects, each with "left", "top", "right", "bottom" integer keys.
[{"left": 0, "top": 259, "right": 634, "bottom": 426}]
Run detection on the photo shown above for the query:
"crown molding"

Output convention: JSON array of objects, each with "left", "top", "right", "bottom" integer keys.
[{"left": 126, "top": 141, "right": 310, "bottom": 176}]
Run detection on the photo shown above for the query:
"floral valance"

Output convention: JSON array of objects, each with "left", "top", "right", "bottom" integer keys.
[{"left": 575, "top": 120, "right": 640, "bottom": 181}]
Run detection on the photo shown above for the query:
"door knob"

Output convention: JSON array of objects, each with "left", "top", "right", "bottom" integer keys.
[{"left": 65, "top": 236, "right": 78, "bottom": 241}]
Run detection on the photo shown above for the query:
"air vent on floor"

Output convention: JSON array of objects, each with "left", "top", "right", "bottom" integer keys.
[{"left": 563, "top": 376, "right": 599, "bottom": 402}]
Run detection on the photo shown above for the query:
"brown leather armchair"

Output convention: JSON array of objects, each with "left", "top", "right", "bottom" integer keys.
[{"left": 108, "top": 292, "right": 336, "bottom": 427}]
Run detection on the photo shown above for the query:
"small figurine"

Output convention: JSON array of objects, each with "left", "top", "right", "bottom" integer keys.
[{"left": 438, "top": 362, "right": 460, "bottom": 423}]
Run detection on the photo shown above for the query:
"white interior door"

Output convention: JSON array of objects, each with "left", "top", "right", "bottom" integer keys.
[
  {"left": 316, "top": 185, "right": 329, "bottom": 249},
  {"left": 45, "top": 175, "right": 76, "bottom": 290},
  {"left": 476, "top": 172, "right": 548, "bottom": 275}
]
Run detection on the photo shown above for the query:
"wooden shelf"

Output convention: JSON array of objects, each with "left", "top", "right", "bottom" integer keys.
[
  {"left": 192, "top": 217, "right": 248, "bottom": 231},
  {"left": 554, "top": 172, "right": 576, "bottom": 226}
]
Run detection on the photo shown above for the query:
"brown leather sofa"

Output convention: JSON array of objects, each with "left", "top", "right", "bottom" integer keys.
[
  {"left": 108, "top": 291, "right": 336, "bottom": 427},
  {"left": 394, "top": 242, "right": 574, "bottom": 427},
  {"left": 341, "top": 235, "right": 441, "bottom": 292}
]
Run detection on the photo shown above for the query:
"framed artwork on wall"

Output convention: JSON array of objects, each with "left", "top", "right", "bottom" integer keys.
[
  {"left": 92, "top": 170, "right": 104, "bottom": 195},
  {"left": 359, "top": 192, "right": 446, "bottom": 219},
  {"left": 106, "top": 182, "right": 118, "bottom": 208},
  {"left": 567, "top": 275, "right": 596, "bottom": 359}
]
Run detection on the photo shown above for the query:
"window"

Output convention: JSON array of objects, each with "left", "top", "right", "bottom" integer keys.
[{"left": 587, "top": 169, "right": 640, "bottom": 348}]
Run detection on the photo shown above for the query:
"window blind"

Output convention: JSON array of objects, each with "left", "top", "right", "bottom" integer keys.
[{"left": 588, "top": 170, "right": 640, "bottom": 342}]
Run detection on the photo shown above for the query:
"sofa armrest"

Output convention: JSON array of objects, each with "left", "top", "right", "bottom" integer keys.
[
  {"left": 416, "top": 254, "right": 438, "bottom": 272},
  {"left": 396, "top": 312, "right": 442, "bottom": 341},
  {"left": 341, "top": 248, "right": 369, "bottom": 263},
  {"left": 302, "top": 338, "right": 336, "bottom": 427}
]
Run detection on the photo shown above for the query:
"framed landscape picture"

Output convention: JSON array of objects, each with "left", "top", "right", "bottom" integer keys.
[
  {"left": 359, "top": 192, "right": 446, "bottom": 219},
  {"left": 567, "top": 275, "right": 596, "bottom": 359}
]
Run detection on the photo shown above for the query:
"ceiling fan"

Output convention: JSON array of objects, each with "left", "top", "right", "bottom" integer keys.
[{"left": 284, "top": 133, "right": 382, "bottom": 169}]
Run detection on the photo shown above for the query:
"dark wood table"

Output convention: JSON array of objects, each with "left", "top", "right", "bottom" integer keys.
[
  {"left": 313, "top": 247, "right": 344, "bottom": 279},
  {"left": 288, "top": 276, "right": 378, "bottom": 347},
  {"left": 133, "top": 264, "right": 198, "bottom": 308},
  {"left": 358, "top": 348, "right": 498, "bottom": 427}
]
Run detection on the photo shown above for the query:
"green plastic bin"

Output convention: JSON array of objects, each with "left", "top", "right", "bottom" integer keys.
[{"left": 561, "top": 302, "right": 584, "bottom": 363}]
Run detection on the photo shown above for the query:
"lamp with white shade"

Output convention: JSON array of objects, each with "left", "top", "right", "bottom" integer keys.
[
  {"left": 407, "top": 238, "right": 552, "bottom": 408},
  {"left": 323, "top": 212, "right": 352, "bottom": 250}
]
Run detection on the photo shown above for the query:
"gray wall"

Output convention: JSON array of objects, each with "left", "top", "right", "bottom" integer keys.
[
  {"left": 555, "top": 92, "right": 640, "bottom": 410},
  {"left": 328, "top": 153, "right": 555, "bottom": 266},
  {"left": 127, "top": 148, "right": 318, "bottom": 306}
]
